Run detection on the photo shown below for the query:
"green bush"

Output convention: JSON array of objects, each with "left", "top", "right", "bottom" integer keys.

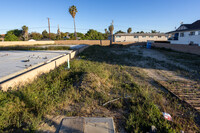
[
  {"left": 4, "top": 32, "right": 19, "bottom": 41},
  {"left": 0, "top": 66, "right": 72, "bottom": 131}
]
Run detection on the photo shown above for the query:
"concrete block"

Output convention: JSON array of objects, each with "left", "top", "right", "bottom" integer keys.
[{"left": 58, "top": 117, "right": 115, "bottom": 133}]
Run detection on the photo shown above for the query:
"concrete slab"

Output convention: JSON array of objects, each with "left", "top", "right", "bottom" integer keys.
[
  {"left": 58, "top": 117, "right": 115, "bottom": 133},
  {"left": 0, "top": 50, "right": 71, "bottom": 79}
]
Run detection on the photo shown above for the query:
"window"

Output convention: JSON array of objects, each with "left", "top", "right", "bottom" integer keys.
[
  {"left": 198, "top": 31, "right": 200, "bottom": 35},
  {"left": 180, "top": 33, "right": 184, "bottom": 37},
  {"left": 134, "top": 36, "right": 138, "bottom": 38},
  {"left": 189, "top": 32, "right": 195, "bottom": 36},
  {"left": 149, "top": 36, "right": 154, "bottom": 38},
  {"left": 158, "top": 36, "right": 162, "bottom": 38},
  {"left": 142, "top": 36, "right": 146, "bottom": 38},
  {"left": 116, "top": 36, "right": 121, "bottom": 38}
]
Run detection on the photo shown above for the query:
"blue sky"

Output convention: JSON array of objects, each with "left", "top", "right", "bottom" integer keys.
[{"left": 0, "top": 0, "right": 200, "bottom": 34}]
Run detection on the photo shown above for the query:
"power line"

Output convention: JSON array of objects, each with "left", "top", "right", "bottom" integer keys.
[{"left": 0, "top": 24, "right": 170, "bottom": 33}]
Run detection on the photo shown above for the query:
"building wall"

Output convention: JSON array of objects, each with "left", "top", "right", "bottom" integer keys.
[
  {"left": 0, "top": 40, "right": 110, "bottom": 46},
  {"left": 55, "top": 40, "right": 110, "bottom": 46},
  {"left": 0, "top": 41, "right": 55, "bottom": 46},
  {"left": 115, "top": 35, "right": 167, "bottom": 42},
  {"left": 170, "top": 31, "right": 200, "bottom": 46},
  {"left": 152, "top": 43, "right": 200, "bottom": 55}
]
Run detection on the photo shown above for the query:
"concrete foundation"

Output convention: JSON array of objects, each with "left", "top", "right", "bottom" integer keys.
[{"left": 0, "top": 45, "right": 89, "bottom": 91}]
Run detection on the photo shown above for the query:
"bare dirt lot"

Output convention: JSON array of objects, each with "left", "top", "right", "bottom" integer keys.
[{"left": 128, "top": 46, "right": 200, "bottom": 111}]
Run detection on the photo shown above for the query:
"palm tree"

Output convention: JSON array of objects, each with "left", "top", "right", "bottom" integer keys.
[
  {"left": 22, "top": 25, "right": 28, "bottom": 41},
  {"left": 69, "top": 5, "right": 78, "bottom": 40},
  {"left": 109, "top": 24, "right": 114, "bottom": 45},
  {"left": 127, "top": 27, "right": 132, "bottom": 33},
  {"left": 105, "top": 28, "right": 108, "bottom": 34}
]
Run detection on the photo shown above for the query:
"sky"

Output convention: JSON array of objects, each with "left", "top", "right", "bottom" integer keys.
[{"left": 0, "top": 0, "right": 200, "bottom": 34}]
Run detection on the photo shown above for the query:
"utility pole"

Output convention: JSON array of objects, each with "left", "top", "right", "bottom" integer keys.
[{"left": 48, "top": 18, "right": 51, "bottom": 40}]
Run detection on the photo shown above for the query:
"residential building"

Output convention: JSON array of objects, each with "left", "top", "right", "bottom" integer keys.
[
  {"left": 167, "top": 20, "right": 200, "bottom": 46},
  {"left": 114, "top": 33, "right": 168, "bottom": 42}
]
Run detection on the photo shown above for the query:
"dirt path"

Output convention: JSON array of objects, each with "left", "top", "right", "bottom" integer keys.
[{"left": 129, "top": 46, "right": 200, "bottom": 112}]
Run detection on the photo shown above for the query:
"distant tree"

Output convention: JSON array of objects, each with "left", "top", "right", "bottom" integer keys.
[
  {"left": 85, "top": 29, "right": 105, "bottom": 40},
  {"left": 115, "top": 30, "right": 125, "bottom": 34},
  {"left": 136, "top": 31, "right": 145, "bottom": 33},
  {"left": 50, "top": 33, "right": 57, "bottom": 40},
  {"left": 105, "top": 28, "right": 108, "bottom": 34},
  {"left": 57, "top": 25, "right": 61, "bottom": 40},
  {"left": 77, "top": 32, "right": 86, "bottom": 40},
  {"left": 109, "top": 24, "right": 114, "bottom": 45},
  {"left": 4, "top": 32, "right": 19, "bottom": 41},
  {"left": 69, "top": 33, "right": 76, "bottom": 40},
  {"left": 127, "top": 28, "right": 132, "bottom": 33},
  {"left": 69, "top": 5, "right": 78, "bottom": 39},
  {"left": 56, "top": 35, "right": 61, "bottom": 40},
  {"left": 30, "top": 32, "right": 43, "bottom": 40},
  {"left": 10, "top": 29, "right": 22, "bottom": 37},
  {"left": 42, "top": 30, "right": 49, "bottom": 39},
  {"left": 151, "top": 30, "right": 157, "bottom": 33},
  {"left": 61, "top": 32, "right": 68, "bottom": 39},
  {"left": 22, "top": 25, "right": 29, "bottom": 41},
  {"left": 4, "top": 29, "right": 23, "bottom": 41}
]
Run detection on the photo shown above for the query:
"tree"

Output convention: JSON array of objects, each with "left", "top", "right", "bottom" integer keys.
[
  {"left": 22, "top": 25, "right": 29, "bottom": 41},
  {"left": 85, "top": 29, "right": 105, "bottom": 40},
  {"left": 50, "top": 33, "right": 57, "bottom": 40},
  {"left": 57, "top": 25, "right": 61, "bottom": 40},
  {"left": 9, "top": 29, "right": 22, "bottom": 37},
  {"left": 151, "top": 30, "right": 157, "bottom": 33},
  {"left": 69, "top": 33, "right": 76, "bottom": 40},
  {"left": 30, "top": 32, "right": 43, "bottom": 40},
  {"left": 61, "top": 32, "right": 68, "bottom": 40},
  {"left": 127, "top": 27, "right": 132, "bottom": 33},
  {"left": 69, "top": 5, "right": 78, "bottom": 40},
  {"left": 4, "top": 32, "right": 19, "bottom": 41},
  {"left": 105, "top": 28, "right": 108, "bottom": 34},
  {"left": 42, "top": 30, "right": 49, "bottom": 39},
  {"left": 77, "top": 32, "right": 86, "bottom": 40},
  {"left": 115, "top": 30, "right": 125, "bottom": 34},
  {"left": 104, "top": 29, "right": 109, "bottom": 40},
  {"left": 109, "top": 24, "right": 114, "bottom": 45}
]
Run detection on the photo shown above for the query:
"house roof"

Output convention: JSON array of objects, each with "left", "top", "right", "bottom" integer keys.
[
  {"left": 114, "top": 33, "right": 166, "bottom": 36},
  {"left": 0, "top": 34, "right": 5, "bottom": 37},
  {"left": 167, "top": 20, "right": 200, "bottom": 34}
]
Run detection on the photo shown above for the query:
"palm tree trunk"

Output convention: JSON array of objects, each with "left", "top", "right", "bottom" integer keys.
[
  {"left": 73, "top": 18, "right": 77, "bottom": 40},
  {"left": 110, "top": 32, "right": 113, "bottom": 45}
]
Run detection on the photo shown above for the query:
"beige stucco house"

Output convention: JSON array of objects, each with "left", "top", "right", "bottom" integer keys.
[{"left": 114, "top": 33, "right": 168, "bottom": 42}]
